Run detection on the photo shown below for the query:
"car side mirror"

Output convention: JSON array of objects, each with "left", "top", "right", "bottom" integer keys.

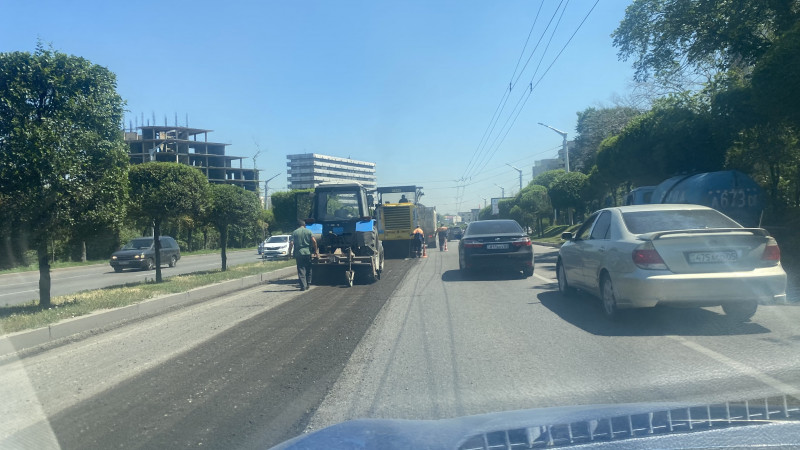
[
  {"left": 367, "top": 194, "right": 375, "bottom": 207},
  {"left": 561, "top": 232, "right": 574, "bottom": 240}
]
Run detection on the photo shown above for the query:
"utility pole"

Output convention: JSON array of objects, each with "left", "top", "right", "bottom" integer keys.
[
  {"left": 506, "top": 163, "right": 523, "bottom": 193},
  {"left": 481, "top": 197, "right": 487, "bottom": 208},
  {"left": 538, "top": 122, "right": 569, "bottom": 172}
]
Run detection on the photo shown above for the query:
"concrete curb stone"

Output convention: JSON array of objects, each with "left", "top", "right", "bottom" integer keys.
[{"left": 0, "top": 266, "right": 296, "bottom": 358}]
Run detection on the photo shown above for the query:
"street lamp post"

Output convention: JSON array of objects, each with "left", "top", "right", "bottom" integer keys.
[
  {"left": 506, "top": 163, "right": 523, "bottom": 193},
  {"left": 263, "top": 172, "right": 281, "bottom": 209},
  {"left": 538, "top": 122, "right": 569, "bottom": 172},
  {"left": 493, "top": 183, "right": 505, "bottom": 198},
  {"left": 481, "top": 197, "right": 487, "bottom": 208}
]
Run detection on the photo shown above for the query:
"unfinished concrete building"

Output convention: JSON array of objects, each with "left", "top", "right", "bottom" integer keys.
[{"left": 125, "top": 126, "right": 259, "bottom": 193}]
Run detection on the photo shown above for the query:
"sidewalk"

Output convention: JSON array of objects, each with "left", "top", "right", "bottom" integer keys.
[{"left": 0, "top": 266, "right": 295, "bottom": 358}]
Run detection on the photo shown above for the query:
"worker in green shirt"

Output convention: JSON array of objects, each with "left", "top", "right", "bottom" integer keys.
[{"left": 288, "top": 220, "right": 318, "bottom": 291}]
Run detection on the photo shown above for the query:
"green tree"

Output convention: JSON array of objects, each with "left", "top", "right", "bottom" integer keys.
[
  {"left": 572, "top": 106, "right": 642, "bottom": 172},
  {"left": 531, "top": 169, "right": 566, "bottom": 190},
  {"left": 549, "top": 172, "right": 589, "bottom": 225},
  {"left": 594, "top": 99, "right": 726, "bottom": 188},
  {"left": 208, "top": 184, "right": 262, "bottom": 271},
  {"left": 0, "top": 45, "right": 128, "bottom": 306},
  {"left": 128, "top": 162, "right": 210, "bottom": 283},
  {"left": 270, "top": 189, "right": 313, "bottom": 232},
  {"left": 612, "top": 0, "right": 798, "bottom": 87},
  {"left": 752, "top": 22, "right": 800, "bottom": 128},
  {"left": 516, "top": 184, "right": 551, "bottom": 236}
]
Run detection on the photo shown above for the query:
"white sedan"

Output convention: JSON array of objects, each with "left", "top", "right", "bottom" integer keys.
[
  {"left": 260, "top": 235, "right": 292, "bottom": 259},
  {"left": 556, "top": 204, "right": 787, "bottom": 321}
]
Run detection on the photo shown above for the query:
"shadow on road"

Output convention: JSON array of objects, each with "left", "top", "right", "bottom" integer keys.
[
  {"left": 441, "top": 269, "right": 526, "bottom": 282},
  {"left": 533, "top": 251, "right": 558, "bottom": 276},
  {"left": 537, "top": 291, "right": 771, "bottom": 337}
]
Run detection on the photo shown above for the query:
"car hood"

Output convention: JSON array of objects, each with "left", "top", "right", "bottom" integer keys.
[{"left": 272, "top": 396, "right": 800, "bottom": 449}]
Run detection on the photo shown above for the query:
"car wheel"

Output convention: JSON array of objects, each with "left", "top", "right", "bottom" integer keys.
[
  {"left": 458, "top": 252, "right": 469, "bottom": 274},
  {"left": 722, "top": 301, "right": 758, "bottom": 322},
  {"left": 601, "top": 273, "right": 619, "bottom": 320},
  {"left": 145, "top": 258, "right": 155, "bottom": 271},
  {"left": 556, "top": 260, "right": 574, "bottom": 297},
  {"left": 169, "top": 255, "right": 177, "bottom": 268},
  {"left": 113, "top": 266, "right": 123, "bottom": 273}
]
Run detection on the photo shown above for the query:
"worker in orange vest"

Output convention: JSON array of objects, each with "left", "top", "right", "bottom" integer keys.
[
  {"left": 412, "top": 225, "right": 424, "bottom": 257},
  {"left": 436, "top": 224, "right": 449, "bottom": 251}
]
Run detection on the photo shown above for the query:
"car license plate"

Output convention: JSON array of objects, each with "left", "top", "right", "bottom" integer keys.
[
  {"left": 486, "top": 244, "right": 508, "bottom": 250},
  {"left": 687, "top": 251, "right": 737, "bottom": 263}
]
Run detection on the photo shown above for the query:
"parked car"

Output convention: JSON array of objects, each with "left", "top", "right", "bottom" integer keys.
[
  {"left": 458, "top": 219, "right": 533, "bottom": 277},
  {"left": 448, "top": 227, "right": 463, "bottom": 241},
  {"left": 110, "top": 236, "right": 181, "bottom": 272},
  {"left": 260, "top": 234, "right": 292, "bottom": 259},
  {"left": 556, "top": 204, "right": 787, "bottom": 321}
]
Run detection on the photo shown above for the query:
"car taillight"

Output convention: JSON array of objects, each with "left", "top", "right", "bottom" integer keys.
[
  {"left": 632, "top": 241, "right": 667, "bottom": 270},
  {"left": 463, "top": 239, "right": 482, "bottom": 248},
  {"left": 761, "top": 237, "right": 781, "bottom": 264},
  {"left": 512, "top": 237, "right": 532, "bottom": 247}
]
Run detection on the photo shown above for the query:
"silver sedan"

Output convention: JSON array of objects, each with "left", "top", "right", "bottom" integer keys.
[{"left": 556, "top": 204, "right": 787, "bottom": 321}]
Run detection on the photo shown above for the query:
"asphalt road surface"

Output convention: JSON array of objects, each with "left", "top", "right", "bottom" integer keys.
[
  {"left": 0, "top": 249, "right": 265, "bottom": 307},
  {"left": 3, "top": 244, "right": 800, "bottom": 448}
]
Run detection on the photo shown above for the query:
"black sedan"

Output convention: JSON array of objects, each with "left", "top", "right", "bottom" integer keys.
[{"left": 458, "top": 219, "right": 534, "bottom": 277}]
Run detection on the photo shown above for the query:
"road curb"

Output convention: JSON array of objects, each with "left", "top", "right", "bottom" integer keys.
[
  {"left": 532, "top": 241, "right": 562, "bottom": 248},
  {"left": 0, "top": 266, "right": 296, "bottom": 358}
]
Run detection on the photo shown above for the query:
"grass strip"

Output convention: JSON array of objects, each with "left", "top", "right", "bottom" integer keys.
[
  {"left": 531, "top": 224, "right": 580, "bottom": 245},
  {"left": 0, "top": 248, "right": 258, "bottom": 275},
  {"left": 0, "top": 259, "right": 294, "bottom": 334}
]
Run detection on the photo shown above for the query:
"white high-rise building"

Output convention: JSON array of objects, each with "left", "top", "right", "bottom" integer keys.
[{"left": 286, "top": 153, "right": 377, "bottom": 190}]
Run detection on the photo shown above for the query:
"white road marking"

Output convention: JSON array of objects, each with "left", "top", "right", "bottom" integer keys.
[
  {"left": 0, "top": 289, "right": 37, "bottom": 298},
  {"left": 534, "top": 273, "right": 553, "bottom": 284},
  {"left": 668, "top": 335, "right": 800, "bottom": 396}
]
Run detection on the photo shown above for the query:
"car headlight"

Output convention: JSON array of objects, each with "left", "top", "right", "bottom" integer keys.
[{"left": 111, "top": 255, "right": 117, "bottom": 260}]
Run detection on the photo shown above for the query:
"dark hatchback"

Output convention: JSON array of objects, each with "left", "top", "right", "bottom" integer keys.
[
  {"left": 458, "top": 219, "right": 534, "bottom": 277},
  {"left": 110, "top": 236, "right": 181, "bottom": 272}
]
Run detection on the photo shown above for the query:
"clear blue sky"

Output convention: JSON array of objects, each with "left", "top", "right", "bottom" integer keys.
[{"left": 0, "top": 0, "right": 635, "bottom": 214}]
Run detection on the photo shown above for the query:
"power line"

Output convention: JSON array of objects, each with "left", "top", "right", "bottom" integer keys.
[
  {"left": 509, "top": 0, "right": 546, "bottom": 87},
  {"left": 467, "top": 0, "right": 599, "bottom": 181},
  {"left": 510, "top": 0, "right": 566, "bottom": 90},
  {"left": 466, "top": 0, "right": 570, "bottom": 181},
  {"left": 460, "top": 1, "right": 550, "bottom": 182},
  {"left": 457, "top": 1, "right": 600, "bottom": 210}
]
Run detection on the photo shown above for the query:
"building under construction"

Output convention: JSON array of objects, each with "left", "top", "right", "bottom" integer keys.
[{"left": 125, "top": 125, "right": 259, "bottom": 193}]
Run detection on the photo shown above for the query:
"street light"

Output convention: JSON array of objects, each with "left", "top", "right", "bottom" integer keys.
[
  {"left": 506, "top": 163, "right": 523, "bottom": 193},
  {"left": 493, "top": 183, "right": 505, "bottom": 198},
  {"left": 481, "top": 197, "right": 487, "bottom": 208},
  {"left": 263, "top": 172, "right": 281, "bottom": 209},
  {"left": 538, "top": 122, "right": 569, "bottom": 172}
]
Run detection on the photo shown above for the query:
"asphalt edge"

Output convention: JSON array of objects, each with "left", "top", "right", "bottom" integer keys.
[{"left": 0, "top": 266, "right": 296, "bottom": 358}]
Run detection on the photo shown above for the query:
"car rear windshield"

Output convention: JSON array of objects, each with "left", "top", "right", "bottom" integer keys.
[
  {"left": 622, "top": 209, "right": 742, "bottom": 234},
  {"left": 122, "top": 238, "right": 153, "bottom": 250},
  {"left": 267, "top": 236, "right": 289, "bottom": 243},
  {"left": 467, "top": 221, "right": 523, "bottom": 235}
]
